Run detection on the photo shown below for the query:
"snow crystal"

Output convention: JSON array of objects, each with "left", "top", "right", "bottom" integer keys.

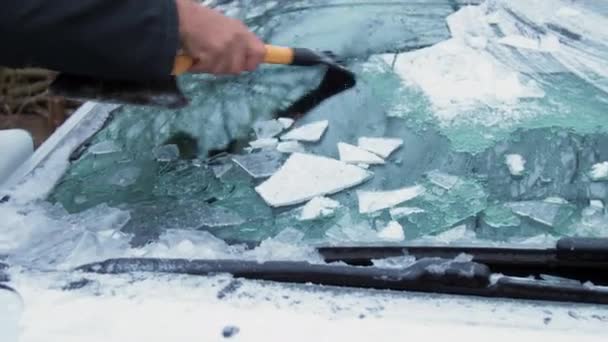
[
  {"left": 590, "top": 162, "right": 608, "bottom": 181},
  {"left": 255, "top": 153, "right": 372, "bottom": 207},
  {"left": 276, "top": 141, "right": 305, "bottom": 154},
  {"left": 358, "top": 185, "right": 425, "bottom": 214},
  {"left": 377, "top": 221, "right": 405, "bottom": 241},
  {"left": 338, "top": 142, "right": 385, "bottom": 165},
  {"left": 357, "top": 137, "right": 403, "bottom": 158},
  {"left": 299, "top": 196, "right": 341, "bottom": 221},
  {"left": 253, "top": 119, "right": 284, "bottom": 139},
  {"left": 505, "top": 154, "right": 526, "bottom": 176},
  {"left": 280, "top": 120, "right": 328, "bottom": 142}
]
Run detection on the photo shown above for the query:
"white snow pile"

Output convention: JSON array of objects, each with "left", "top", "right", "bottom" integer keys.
[
  {"left": 505, "top": 154, "right": 526, "bottom": 176},
  {"left": 255, "top": 153, "right": 372, "bottom": 207},
  {"left": 299, "top": 196, "right": 341, "bottom": 221},
  {"left": 357, "top": 185, "right": 426, "bottom": 214}
]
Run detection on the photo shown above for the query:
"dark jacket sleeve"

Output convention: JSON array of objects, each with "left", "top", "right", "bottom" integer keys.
[{"left": 0, "top": 0, "right": 179, "bottom": 81}]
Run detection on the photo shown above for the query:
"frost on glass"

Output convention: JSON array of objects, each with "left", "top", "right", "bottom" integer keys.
[{"left": 8, "top": 0, "right": 606, "bottom": 269}]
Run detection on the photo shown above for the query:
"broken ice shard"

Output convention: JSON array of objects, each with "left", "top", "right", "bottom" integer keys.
[
  {"left": 280, "top": 120, "right": 329, "bottom": 142},
  {"left": 299, "top": 196, "right": 341, "bottom": 221},
  {"left": 231, "top": 150, "right": 283, "bottom": 179},
  {"left": 89, "top": 141, "right": 120, "bottom": 155},
  {"left": 377, "top": 221, "right": 405, "bottom": 241},
  {"left": 425, "top": 170, "right": 460, "bottom": 190},
  {"left": 338, "top": 142, "right": 385, "bottom": 165},
  {"left": 153, "top": 144, "right": 180, "bottom": 162},
  {"left": 357, "top": 137, "right": 403, "bottom": 158},
  {"left": 255, "top": 153, "right": 372, "bottom": 207},
  {"left": 358, "top": 185, "right": 425, "bottom": 214},
  {"left": 253, "top": 119, "right": 284, "bottom": 139},
  {"left": 278, "top": 117, "right": 294, "bottom": 129},
  {"left": 277, "top": 141, "right": 306, "bottom": 154},
  {"left": 248, "top": 138, "right": 278, "bottom": 149},
  {"left": 108, "top": 166, "right": 140, "bottom": 187},
  {"left": 506, "top": 200, "right": 576, "bottom": 228}
]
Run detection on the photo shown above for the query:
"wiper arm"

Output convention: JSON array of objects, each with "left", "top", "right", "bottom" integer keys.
[
  {"left": 318, "top": 237, "right": 608, "bottom": 285},
  {"left": 78, "top": 250, "right": 608, "bottom": 305}
]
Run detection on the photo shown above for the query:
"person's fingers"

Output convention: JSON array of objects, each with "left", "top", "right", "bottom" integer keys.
[
  {"left": 245, "top": 37, "right": 266, "bottom": 71},
  {"left": 228, "top": 44, "right": 247, "bottom": 74}
]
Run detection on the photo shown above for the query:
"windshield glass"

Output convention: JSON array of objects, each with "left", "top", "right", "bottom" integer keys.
[{"left": 3, "top": 0, "right": 608, "bottom": 269}]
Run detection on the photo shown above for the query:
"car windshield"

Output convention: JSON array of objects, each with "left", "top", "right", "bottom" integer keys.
[{"left": 3, "top": 0, "right": 608, "bottom": 269}]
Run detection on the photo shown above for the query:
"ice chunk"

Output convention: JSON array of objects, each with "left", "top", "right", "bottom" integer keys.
[
  {"left": 590, "top": 162, "right": 608, "bottom": 181},
  {"left": 153, "top": 144, "right": 180, "bottom": 162},
  {"left": 357, "top": 163, "right": 370, "bottom": 169},
  {"left": 357, "top": 137, "right": 403, "bottom": 158},
  {"left": 377, "top": 221, "right": 405, "bottom": 241},
  {"left": 390, "top": 206, "right": 425, "bottom": 220},
  {"left": 108, "top": 166, "right": 140, "bottom": 187},
  {"left": 278, "top": 118, "right": 294, "bottom": 129},
  {"left": 434, "top": 224, "right": 473, "bottom": 243},
  {"left": 276, "top": 141, "right": 305, "bottom": 154},
  {"left": 358, "top": 185, "right": 425, "bottom": 214},
  {"left": 281, "top": 120, "right": 328, "bottom": 142},
  {"left": 506, "top": 201, "right": 575, "bottom": 227},
  {"left": 249, "top": 138, "right": 278, "bottom": 149},
  {"left": 89, "top": 141, "right": 120, "bottom": 155},
  {"left": 338, "top": 142, "right": 385, "bottom": 165},
  {"left": 231, "top": 150, "right": 283, "bottom": 178},
  {"left": 372, "top": 255, "right": 417, "bottom": 269},
  {"left": 299, "top": 196, "right": 341, "bottom": 221},
  {"left": 211, "top": 163, "right": 233, "bottom": 178},
  {"left": 255, "top": 153, "right": 372, "bottom": 207},
  {"left": 253, "top": 120, "right": 284, "bottom": 138},
  {"left": 505, "top": 154, "right": 526, "bottom": 176},
  {"left": 590, "top": 200, "right": 604, "bottom": 209},
  {"left": 426, "top": 170, "right": 460, "bottom": 190}
]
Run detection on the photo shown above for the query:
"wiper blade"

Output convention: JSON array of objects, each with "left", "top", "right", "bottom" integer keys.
[
  {"left": 78, "top": 255, "right": 608, "bottom": 305},
  {"left": 318, "top": 237, "right": 608, "bottom": 285}
]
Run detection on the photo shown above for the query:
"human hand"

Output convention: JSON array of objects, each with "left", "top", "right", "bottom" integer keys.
[{"left": 175, "top": 0, "right": 266, "bottom": 75}]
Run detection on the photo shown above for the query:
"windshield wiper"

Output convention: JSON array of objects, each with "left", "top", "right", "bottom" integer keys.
[{"left": 78, "top": 238, "right": 608, "bottom": 305}]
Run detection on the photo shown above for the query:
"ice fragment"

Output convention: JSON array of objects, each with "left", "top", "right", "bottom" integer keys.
[
  {"left": 505, "top": 154, "right": 525, "bottom": 176},
  {"left": 276, "top": 141, "right": 305, "bottom": 154},
  {"left": 590, "top": 162, "right": 608, "bottom": 181},
  {"left": 338, "top": 142, "right": 385, "bottom": 165},
  {"left": 278, "top": 118, "right": 294, "bottom": 129},
  {"left": 426, "top": 170, "right": 460, "bottom": 190},
  {"left": 255, "top": 153, "right": 372, "bottom": 207},
  {"left": 153, "top": 144, "right": 180, "bottom": 162},
  {"left": 389, "top": 206, "right": 425, "bottom": 220},
  {"left": 248, "top": 138, "right": 278, "bottom": 149},
  {"left": 299, "top": 196, "right": 341, "bottom": 221},
  {"left": 377, "top": 221, "right": 405, "bottom": 241},
  {"left": 231, "top": 151, "right": 283, "bottom": 178},
  {"left": 253, "top": 120, "right": 284, "bottom": 138},
  {"left": 108, "top": 166, "right": 140, "bottom": 187},
  {"left": 89, "top": 141, "right": 120, "bottom": 155},
  {"left": 281, "top": 120, "right": 328, "bottom": 142},
  {"left": 358, "top": 185, "right": 425, "bottom": 214},
  {"left": 357, "top": 137, "right": 403, "bottom": 158}
]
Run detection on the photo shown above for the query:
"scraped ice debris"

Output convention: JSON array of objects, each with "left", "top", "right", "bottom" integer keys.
[
  {"left": 338, "top": 142, "right": 385, "bottom": 165},
  {"left": 498, "top": 35, "right": 540, "bottom": 50},
  {"left": 108, "top": 166, "right": 140, "bottom": 187},
  {"left": 299, "top": 196, "right": 341, "bottom": 221},
  {"left": 231, "top": 150, "right": 283, "bottom": 179},
  {"left": 590, "top": 162, "right": 608, "bottom": 181},
  {"left": 390, "top": 206, "right": 425, "bottom": 220},
  {"left": 377, "top": 221, "right": 405, "bottom": 241},
  {"left": 255, "top": 153, "right": 372, "bottom": 207},
  {"left": 372, "top": 255, "right": 417, "bottom": 269},
  {"left": 281, "top": 120, "right": 328, "bottom": 142},
  {"left": 357, "top": 137, "right": 403, "bottom": 158},
  {"left": 505, "top": 154, "right": 526, "bottom": 176},
  {"left": 426, "top": 170, "right": 460, "bottom": 190},
  {"left": 252, "top": 119, "right": 284, "bottom": 138},
  {"left": 89, "top": 141, "right": 120, "bottom": 155},
  {"left": 454, "top": 253, "right": 474, "bottom": 262},
  {"left": 276, "top": 141, "right": 305, "bottom": 154},
  {"left": 506, "top": 201, "right": 575, "bottom": 227},
  {"left": 211, "top": 163, "right": 233, "bottom": 178},
  {"left": 153, "top": 144, "right": 179, "bottom": 162},
  {"left": 248, "top": 138, "right": 278, "bottom": 149},
  {"left": 357, "top": 164, "right": 370, "bottom": 169},
  {"left": 590, "top": 200, "right": 604, "bottom": 209},
  {"left": 434, "top": 225, "right": 474, "bottom": 243},
  {"left": 277, "top": 117, "right": 294, "bottom": 129},
  {"left": 358, "top": 185, "right": 425, "bottom": 214}
]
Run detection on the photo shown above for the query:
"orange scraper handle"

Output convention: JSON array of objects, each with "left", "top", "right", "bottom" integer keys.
[{"left": 171, "top": 45, "right": 295, "bottom": 75}]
